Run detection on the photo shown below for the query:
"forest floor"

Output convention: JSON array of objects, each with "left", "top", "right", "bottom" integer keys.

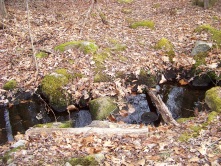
[{"left": 0, "top": 0, "right": 221, "bottom": 165}]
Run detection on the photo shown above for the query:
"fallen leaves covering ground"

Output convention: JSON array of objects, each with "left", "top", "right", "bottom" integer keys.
[
  {"left": 1, "top": 0, "right": 221, "bottom": 165},
  {"left": 0, "top": 0, "right": 221, "bottom": 99}
]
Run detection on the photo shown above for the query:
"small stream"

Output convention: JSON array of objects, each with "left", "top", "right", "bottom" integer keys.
[{"left": 0, "top": 84, "right": 210, "bottom": 145}]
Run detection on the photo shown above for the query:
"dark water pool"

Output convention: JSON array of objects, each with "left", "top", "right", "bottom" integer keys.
[{"left": 0, "top": 84, "right": 209, "bottom": 145}]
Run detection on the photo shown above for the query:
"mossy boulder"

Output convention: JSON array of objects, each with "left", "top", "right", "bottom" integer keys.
[
  {"left": 55, "top": 41, "right": 98, "bottom": 54},
  {"left": 3, "top": 80, "right": 17, "bottom": 90},
  {"left": 205, "top": 87, "right": 221, "bottom": 113},
  {"left": 40, "top": 69, "right": 72, "bottom": 112},
  {"left": 129, "top": 20, "right": 155, "bottom": 29},
  {"left": 89, "top": 97, "right": 118, "bottom": 120},
  {"left": 138, "top": 69, "right": 158, "bottom": 87},
  {"left": 68, "top": 156, "right": 99, "bottom": 166}
]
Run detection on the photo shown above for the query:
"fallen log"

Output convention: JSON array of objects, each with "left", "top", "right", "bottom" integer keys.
[
  {"left": 147, "top": 89, "right": 180, "bottom": 126},
  {"left": 25, "top": 127, "right": 149, "bottom": 139}
]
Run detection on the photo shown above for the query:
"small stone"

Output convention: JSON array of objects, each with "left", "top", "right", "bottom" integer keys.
[
  {"left": 65, "top": 162, "right": 72, "bottom": 166},
  {"left": 11, "top": 140, "right": 27, "bottom": 148},
  {"left": 191, "top": 41, "right": 212, "bottom": 56}
]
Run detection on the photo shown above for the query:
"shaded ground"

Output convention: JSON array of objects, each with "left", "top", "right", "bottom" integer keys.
[{"left": 0, "top": 0, "right": 221, "bottom": 165}]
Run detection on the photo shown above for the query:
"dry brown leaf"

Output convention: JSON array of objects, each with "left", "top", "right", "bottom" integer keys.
[
  {"left": 119, "top": 110, "right": 128, "bottom": 117},
  {"left": 179, "top": 79, "right": 188, "bottom": 85},
  {"left": 107, "top": 114, "right": 117, "bottom": 122}
]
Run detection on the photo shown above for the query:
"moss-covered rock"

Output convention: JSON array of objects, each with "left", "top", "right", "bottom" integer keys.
[
  {"left": 55, "top": 41, "right": 98, "bottom": 54},
  {"left": 68, "top": 156, "right": 99, "bottom": 166},
  {"left": 35, "top": 51, "right": 48, "bottom": 58},
  {"left": 89, "top": 96, "right": 118, "bottom": 120},
  {"left": 195, "top": 24, "right": 221, "bottom": 46},
  {"left": 154, "top": 38, "right": 175, "bottom": 61},
  {"left": 40, "top": 69, "right": 71, "bottom": 112},
  {"left": 138, "top": 69, "right": 157, "bottom": 87},
  {"left": 129, "top": 20, "right": 155, "bottom": 29},
  {"left": 3, "top": 80, "right": 17, "bottom": 90},
  {"left": 205, "top": 87, "right": 221, "bottom": 113}
]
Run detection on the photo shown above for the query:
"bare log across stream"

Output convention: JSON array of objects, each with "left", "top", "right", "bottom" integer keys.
[
  {"left": 147, "top": 89, "right": 180, "bottom": 126},
  {"left": 25, "top": 127, "right": 149, "bottom": 139}
]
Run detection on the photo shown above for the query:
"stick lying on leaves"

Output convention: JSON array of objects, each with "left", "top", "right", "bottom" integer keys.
[{"left": 147, "top": 89, "right": 180, "bottom": 126}]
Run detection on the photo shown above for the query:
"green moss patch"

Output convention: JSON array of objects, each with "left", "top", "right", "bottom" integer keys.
[
  {"left": 153, "top": 3, "right": 161, "bottom": 8},
  {"left": 35, "top": 121, "right": 73, "bottom": 128},
  {"left": 94, "top": 72, "right": 111, "bottom": 83},
  {"left": 154, "top": 38, "right": 175, "bottom": 61},
  {"left": 192, "top": 0, "right": 217, "bottom": 8},
  {"left": 121, "top": 8, "right": 132, "bottom": 14},
  {"left": 69, "top": 156, "right": 99, "bottom": 166},
  {"left": 55, "top": 41, "right": 98, "bottom": 54},
  {"left": 193, "top": 52, "right": 207, "bottom": 67},
  {"left": 178, "top": 111, "right": 219, "bottom": 142},
  {"left": 3, "top": 80, "right": 17, "bottom": 90},
  {"left": 36, "top": 51, "right": 48, "bottom": 58},
  {"left": 129, "top": 20, "right": 155, "bottom": 29},
  {"left": 177, "top": 117, "right": 195, "bottom": 123},
  {"left": 207, "top": 111, "right": 219, "bottom": 123},
  {"left": 118, "top": 0, "right": 133, "bottom": 3},
  {"left": 138, "top": 69, "right": 157, "bottom": 87},
  {"left": 195, "top": 24, "right": 221, "bottom": 46},
  {"left": 3, "top": 146, "right": 24, "bottom": 164}
]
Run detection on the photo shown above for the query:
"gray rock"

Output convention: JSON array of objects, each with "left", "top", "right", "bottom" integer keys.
[
  {"left": 93, "top": 153, "right": 105, "bottom": 163},
  {"left": 192, "top": 74, "right": 211, "bottom": 87},
  {"left": 11, "top": 140, "right": 27, "bottom": 148},
  {"left": 166, "top": 87, "right": 184, "bottom": 119},
  {"left": 64, "top": 162, "right": 72, "bottom": 166},
  {"left": 75, "top": 110, "right": 92, "bottom": 127},
  {"left": 191, "top": 41, "right": 212, "bottom": 56},
  {"left": 141, "top": 112, "right": 158, "bottom": 125}
]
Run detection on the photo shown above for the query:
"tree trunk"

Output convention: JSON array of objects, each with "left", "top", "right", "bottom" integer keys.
[
  {"left": 204, "top": 0, "right": 209, "bottom": 9},
  {"left": 0, "top": 0, "right": 7, "bottom": 19}
]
